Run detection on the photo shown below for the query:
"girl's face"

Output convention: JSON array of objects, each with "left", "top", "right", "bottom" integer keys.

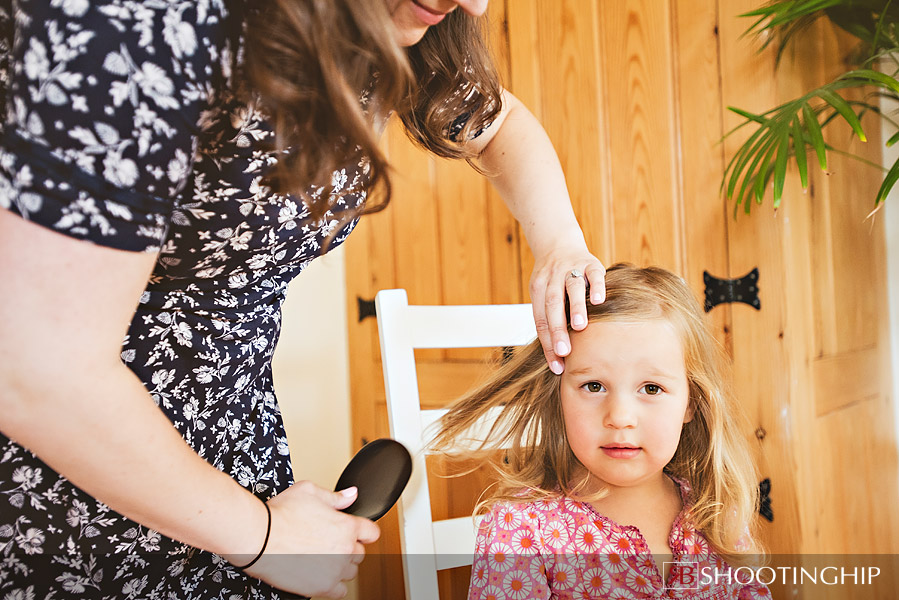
[
  {"left": 560, "top": 319, "right": 692, "bottom": 494},
  {"left": 387, "top": 0, "right": 489, "bottom": 47}
]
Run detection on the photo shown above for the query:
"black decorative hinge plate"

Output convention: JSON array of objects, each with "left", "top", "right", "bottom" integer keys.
[
  {"left": 356, "top": 296, "right": 376, "bottom": 322},
  {"left": 758, "top": 478, "right": 773, "bottom": 522},
  {"left": 703, "top": 268, "right": 760, "bottom": 312}
]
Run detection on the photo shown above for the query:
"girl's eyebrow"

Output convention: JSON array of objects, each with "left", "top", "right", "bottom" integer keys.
[
  {"left": 566, "top": 365, "right": 683, "bottom": 380},
  {"left": 642, "top": 367, "right": 683, "bottom": 380},
  {"left": 565, "top": 366, "right": 596, "bottom": 377}
]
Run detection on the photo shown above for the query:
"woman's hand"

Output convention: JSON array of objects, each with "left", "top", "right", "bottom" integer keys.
[
  {"left": 232, "top": 482, "right": 380, "bottom": 599},
  {"left": 529, "top": 244, "right": 605, "bottom": 374}
]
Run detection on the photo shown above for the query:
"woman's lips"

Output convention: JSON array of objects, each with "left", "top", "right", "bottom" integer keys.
[
  {"left": 410, "top": 0, "right": 448, "bottom": 26},
  {"left": 601, "top": 445, "right": 641, "bottom": 459}
]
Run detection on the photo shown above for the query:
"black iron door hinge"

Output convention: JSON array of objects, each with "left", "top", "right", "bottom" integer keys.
[{"left": 703, "top": 268, "right": 760, "bottom": 312}]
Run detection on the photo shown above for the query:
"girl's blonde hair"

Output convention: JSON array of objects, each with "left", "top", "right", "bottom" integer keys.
[{"left": 431, "top": 263, "right": 763, "bottom": 563}]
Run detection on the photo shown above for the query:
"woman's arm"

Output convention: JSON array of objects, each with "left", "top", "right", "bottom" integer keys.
[
  {"left": 463, "top": 90, "right": 605, "bottom": 374},
  {"left": 0, "top": 210, "right": 378, "bottom": 599}
]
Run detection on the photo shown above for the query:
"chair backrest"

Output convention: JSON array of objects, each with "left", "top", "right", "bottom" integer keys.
[{"left": 375, "top": 289, "right": 537, "bottom": 600}]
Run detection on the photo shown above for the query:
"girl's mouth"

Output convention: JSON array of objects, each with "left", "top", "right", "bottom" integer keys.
[{"left": 601, "top": 445, "right": 641, "bottom": 459}]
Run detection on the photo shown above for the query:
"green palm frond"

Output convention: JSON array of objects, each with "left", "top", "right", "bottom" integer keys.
[
  {"left": 742, "top": 0, "right": 899, "bottom": 64},
  {"left": 722, "top": 69, "right": 899, "bottom": 212},
  {"left": 741, "top": 0, "right": 845, "bottom": 64},
  {"left": 726, "top": 0, "right": 899, "bottom": 212}
]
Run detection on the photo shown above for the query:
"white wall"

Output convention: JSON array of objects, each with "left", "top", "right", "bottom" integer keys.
[
  {"left": 271, "top": 245, "right": 357, "bottom": 600},
  {"left": 886, "top": 173, "right": 899, "bottom": 472},
  {"left": 882, "top": 109, "right": 899, "bottom": 491}
]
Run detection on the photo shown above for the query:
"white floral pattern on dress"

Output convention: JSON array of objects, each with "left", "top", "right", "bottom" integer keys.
[
  {"left": 0, "top": 1, "right": 369, "bottom": 598},
  {"left": 469, "top": 481, "right": 771, "bottom": 600}
]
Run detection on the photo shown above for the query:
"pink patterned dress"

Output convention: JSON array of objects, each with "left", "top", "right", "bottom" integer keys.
[{"left": 469, "top": 481, "right": 770, "bottom": 599}]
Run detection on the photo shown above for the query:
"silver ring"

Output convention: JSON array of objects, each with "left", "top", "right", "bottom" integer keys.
[{"left": 567, "top": 269, "right": 584, "bottom": 280}]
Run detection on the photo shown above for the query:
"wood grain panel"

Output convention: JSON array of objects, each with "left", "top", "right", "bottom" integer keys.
[
  {"left": 503, "top": 0, "right": 540, "bottom": 301},
  {"left": 671, "top": 0, "right": 733, "bottom": 352},
  {"left": 599, "top": 0, "right": 680, "bottom": 269},
  {"left": 718, "top": 0, "right": 804, "bottom": 560},
  {"left": 812, "top": 398, "right": 890, "bottom": 551},
  {"left": 542, "top": 0, "right": 607, "bottom": 261},
  {"left": 483, "top": 1, "right": 528, "bottom": 304},
  {"left": 384, "top": 119, "right": 445, "bottom": 363},
  {"left": 344, "top": 210, "right": 394, "bottom": 440},
  {"left": 485, "top": 184, "right": 524, "bottom": 304},
  {"left": 414, "top": 355, "right": 501, "bottom": 410},
  {"left": 826, "top": 113, "right": 883, "bottom": 353},
  {"left": 813, "top": 347, "right": 879, "bottom": 417},
  {"left": 807, "top": 25, "right": 884, "bottom": 357},
  {"left": 435, "top": 156, "right": 494, "bottom": 361},
  {"left": 387, "top": 121, "right": 443, "bottom": 307},
  {"left": 808, "top": 398, "right": 899, "bottom": 600}
]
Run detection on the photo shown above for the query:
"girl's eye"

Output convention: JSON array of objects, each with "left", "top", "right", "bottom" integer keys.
[
  {"left": 642, "top": 384, "right": 663, "bottom": 396},
  {"left": 584, "top": 382, "right": 604, "bottom": 393}
]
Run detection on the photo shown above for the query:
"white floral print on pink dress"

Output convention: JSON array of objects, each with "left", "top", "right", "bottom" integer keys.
[{"left": 469, "top": 480, "right": 770, "bottom": 600}]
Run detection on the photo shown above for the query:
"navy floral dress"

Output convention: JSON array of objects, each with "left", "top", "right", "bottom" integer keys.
[{"left": 0, "top": 1, "right": 369, "bottom": 598}]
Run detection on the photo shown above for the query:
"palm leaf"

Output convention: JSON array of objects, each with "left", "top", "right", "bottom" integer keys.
[
  {"left": 727, "top": 0, "right": 899, "bottom": 210},
  {"left": 773, "top": 126, "right": 792, "bottom": 207},
  {"left": 816, "top": 89, "right": 867, "bottom": 140},
  {"left": 738, "top": 132, "right": 781, "bottom": 213},
  {"left": 723, "top": 114, "right": 778, "bottom": 202},
  {"left": 801, "top": 102, "right": 828, "bottom": 170},
  {"left": 754, "top": 131, "right": 785, "bottom": 205},
  {"left": 792, "top": 114, "right": 810, "bottom": 189},
  {"left": 723, "top": 110, "right": 779, "bottom": 198},
  {"left": 876, "top": 156, "right": 899, "bottom": 203}
]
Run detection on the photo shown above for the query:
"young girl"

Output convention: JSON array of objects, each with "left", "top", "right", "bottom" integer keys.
[{"left": 432, "top": 264, "right": 770, "bottom": 599}]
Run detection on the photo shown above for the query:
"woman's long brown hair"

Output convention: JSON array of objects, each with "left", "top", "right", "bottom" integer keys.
[{"left": 243, "top": 0, "right": 502, "bottom": 221}]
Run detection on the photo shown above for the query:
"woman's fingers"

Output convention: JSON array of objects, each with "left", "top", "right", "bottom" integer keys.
[
  {"left": 530, "top": 252, "right": 606, "bottom": 374},
  {"left": 584, "top": 259, "right": 607, "bottom": 305},
  {"left": 529, "top": 274, "right": 563, "bottom": 375},
  {"left": 564, "top": 268, "right": 589, "bottom": 331},
  {"left": 331, "top": 486, "right": 358, "bottom": 510},
  {"left": 355, "top": 516, "right": 380, "bottom": 544}
]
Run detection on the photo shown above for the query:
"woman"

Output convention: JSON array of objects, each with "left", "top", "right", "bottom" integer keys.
[{"left": 0, "top": 0, "right": 604, "bottom": 598}]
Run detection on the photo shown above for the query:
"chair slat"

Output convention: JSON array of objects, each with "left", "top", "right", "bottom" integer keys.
[{"left": 433, "top": 517, "right": 477, "bottom": 570}]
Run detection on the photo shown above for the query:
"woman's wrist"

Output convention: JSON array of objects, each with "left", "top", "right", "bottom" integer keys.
[
  {"left": 523, "top": 223, "right": 588, "bottom": 260},
  {"left": 231, "top": 498, "right": 271, "bottom": 570},
  {"left": 218, "top": 490, "right": 272, "bottom": 565}
]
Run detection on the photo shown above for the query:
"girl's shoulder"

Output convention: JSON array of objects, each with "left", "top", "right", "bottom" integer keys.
[
  {"left": 482, "top": 490, "right": 602, "bottom": 527},
  {"left": 482, "top": 491, "right": 563, "bottom": 520}
]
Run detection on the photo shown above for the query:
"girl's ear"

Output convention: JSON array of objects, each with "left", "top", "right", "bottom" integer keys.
[{"left": 683, "top": 399, "right": 695, "bottom": 424}]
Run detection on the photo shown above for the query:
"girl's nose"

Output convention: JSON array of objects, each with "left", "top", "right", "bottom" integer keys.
[
  {"left": 603, "top": 394, "right": 637, "bottom": 429},
  {"left": 452, "top": 0, "right": 488, "bottom": 17}
]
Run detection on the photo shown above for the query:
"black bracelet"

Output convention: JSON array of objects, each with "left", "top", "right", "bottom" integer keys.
[{"left": 235, "top": 499, "right": 271, "bottom": 571}]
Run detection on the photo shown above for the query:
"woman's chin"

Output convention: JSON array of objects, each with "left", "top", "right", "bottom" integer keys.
[{"left": 394, "top": 27, "right": 428, "bottom": 47}]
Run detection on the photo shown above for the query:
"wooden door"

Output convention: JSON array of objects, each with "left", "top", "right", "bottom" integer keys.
[
  {"left": 719, "top": 2, "right": 899, "bottom": 597},
  {"left": 343, "top": 1, "right": 899, "bottom": 598}
]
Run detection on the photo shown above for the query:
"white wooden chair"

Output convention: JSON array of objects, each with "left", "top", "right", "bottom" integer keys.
[{"left": 375, "top": 289, "right": 537, "bottom": 600}]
